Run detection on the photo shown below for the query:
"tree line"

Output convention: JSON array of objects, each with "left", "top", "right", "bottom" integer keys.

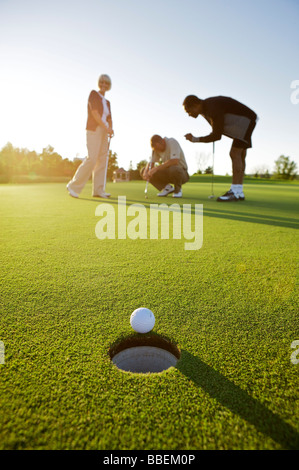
[
  {"left": 0, "top": 143, "right": 118, "bottom": 182},
  {"left": 0, "top": 143, "right": 297, "bottom": 183},
  {"left": 195, "top": 151, "right": 297, "bottom": 180}
]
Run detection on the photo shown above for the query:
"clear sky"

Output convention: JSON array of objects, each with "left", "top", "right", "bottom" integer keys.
[{"left": 0, "top": 0, "right": 298, "bottom": 176}]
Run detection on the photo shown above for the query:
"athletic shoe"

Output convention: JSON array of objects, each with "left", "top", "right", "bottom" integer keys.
[
  {"left": 93, "top": 192, "right": 111, "bottom": 198},
  {"left": 217, "top": 190, "right": 239, "bottom": 202},
  {"left": 66, "top": 183, "right": 79, "bottom": 198},
  {"left": 157, "top": 184, "right": 174, "bottom": 197},
  {"left": 238, "top": 192, "right": 245, "bottom": 201},
  {"left": 172, "top": 189, "right": 182, "bottom": 198}
]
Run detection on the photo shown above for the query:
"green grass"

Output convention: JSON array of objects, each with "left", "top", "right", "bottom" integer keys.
[{"left": 0, "top": 180, "right": 298, "bottom": 450}]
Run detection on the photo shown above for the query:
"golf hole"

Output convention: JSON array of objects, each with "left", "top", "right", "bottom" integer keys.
[{"left": 109, "top": 335, "right": 180, "bottom": 374}]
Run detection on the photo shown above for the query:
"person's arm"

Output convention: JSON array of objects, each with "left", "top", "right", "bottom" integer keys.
[
  {"left": 142, "top": 162, "right": 151, "bottom": 180},
  {"left": 106, "top": 115, "right": 114, "bottom": 137},
  {"left": 161, "top": 158, "right": 179, "bottom": 168},
  {"left": 106, "top": 101, "right": 114, "bottom": 136},
  {"left": 198, "top": 116, "right": 222, "bottom": 142},
  {"left": 148, "top": 158, "right": 179, "bottom": 177},
  {"left": 185, "top": 115, "right": 223, "bottom": 143},
  {"left": 90, "top": 109, "right": 110, "bottom": 131},
  {"left": 141, "top": 152, "right": 157, "bottom": 180},
  {"left": 89, "top": 92, "right": 113, "bottom": 135}
]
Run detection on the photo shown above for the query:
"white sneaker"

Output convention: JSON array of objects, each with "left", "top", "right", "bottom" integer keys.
[
  {"left": 66, "top": 183, "right": 78, "bottom": 198},
  {"left": 172, "top": 189, "right": 182, "bottom": 198},
  {"left": 157, "top": 184, "right": 174, "bottom": 197},
  {"left": 93, "top": 192, "right": 111, "bottom": 198},
  {"left": 237, "top": 192, "right": 245, "bottom": 201}
]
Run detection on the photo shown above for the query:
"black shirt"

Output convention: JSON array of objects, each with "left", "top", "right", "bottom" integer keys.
[{"left": 199, "top": 96, "right": 257, "bottom": 143}]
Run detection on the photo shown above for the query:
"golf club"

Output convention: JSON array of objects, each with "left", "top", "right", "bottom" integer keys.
[
  {"left": 144, "top": 151, "right": 153, "bottom": 199},
  {"left": 208, "top": 141, "right": 215, "bottom": 199}
]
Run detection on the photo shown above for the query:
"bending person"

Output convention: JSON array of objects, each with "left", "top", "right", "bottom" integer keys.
[{"left": 183, "top": 94, "right": 257, "bottom": 201}]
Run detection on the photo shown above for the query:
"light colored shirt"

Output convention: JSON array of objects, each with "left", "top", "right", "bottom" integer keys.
[
  {"left": 153, "top": 137, "right": 188, "bottom": 171},
  {"left": 98, "top": 92, "right": 110, "bottom": 127}
]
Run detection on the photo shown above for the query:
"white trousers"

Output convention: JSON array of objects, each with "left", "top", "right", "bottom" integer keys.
[{"left": 68, "top": 127, "right": 109, "bottom": 195}]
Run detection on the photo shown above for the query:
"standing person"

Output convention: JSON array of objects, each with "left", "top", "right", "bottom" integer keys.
[
  {"left": 67, "top": 74, "right": 114, "bottom": 199},
  {"left": 141, "top": 135, "right": 189, "bottom": 198},
  {"left": 183, "top": 95, "right": 258, "bottom": 201}
]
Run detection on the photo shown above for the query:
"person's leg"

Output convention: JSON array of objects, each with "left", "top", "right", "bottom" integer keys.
[
  {"left": 241, "top": 148, "right": 246, "bottom": 174},
  {"left": 230, "top": 145, "right": 247, "bottom": 197},
  {"left": 217, "top": 144, "right": 246, "bottom": 202},
  {"left": 92, "top": 128, "right": 110, "bottom": 196},
  {"left": 167, "top": 166, "right": 189, "bottom": 194},
  {"left": 230, "top": 145, "right": 245, "bottom": 185},
  {"left": 67, "top": 129, "right": 102, "bottom": 195},
  {"left": 149, "top": 166, "right": 173, "bottom": 192},
  {"left": 150, "top": 166, "right": 188, "bottom": 196},
  {"left": 238, "top": 149, "right": 247, "bottom": 200},
  {"left": 217, "top": 117, "right": 256, "bottom": 202}
]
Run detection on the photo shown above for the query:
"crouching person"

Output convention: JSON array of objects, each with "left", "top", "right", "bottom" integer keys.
[{"left": 141, "top": 135, "right": 189, "bottom": 198}]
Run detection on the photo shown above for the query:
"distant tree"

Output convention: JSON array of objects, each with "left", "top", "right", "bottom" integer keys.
[
  {"left": 60, "top": 157, "right": 81, "bottom": 177},
  {"left": 0, "top": 142, "right": 86, "bottom": 181},
  {"left": 26, "top": 150, "right": 39, "bottom": 174},
  {"left": 0, "top": 143, "right": 37, "bottom": 177},
  {"left": 136, "top": 160, "right": 148, "bottom": 172},
  {"left": 253, "top": 165, "right": 271, "bottom": 178},
  {"left": 264, "top": 169, "right": 271, "bottom": 179},
  {"left": 128, "top": 159, "right": 148, "bottom": 180},
  {"left": 39, "top": 145, "right": 63, "bottom": 176},
  {"left": 0, "top": 142, "right": 15, "bottom": 178},
  {"left": 273, "top": 155, "right": 297, "bottom": 180},
  {"left": 205, "top": 166, "right": 213, "bottom": 174},
  {"left": 195, "top": 151, "right": 210, "bottom": 174},
  {"left": 106, "top": 150, "right": 118, "bottom": 181},
  {"left": 0, "top": 142, "right": 121, "bottom": 181}
]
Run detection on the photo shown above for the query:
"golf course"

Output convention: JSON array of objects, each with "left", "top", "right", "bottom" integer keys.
[{"left": 0, "top": 176, "right": 298, "bottom": 450}]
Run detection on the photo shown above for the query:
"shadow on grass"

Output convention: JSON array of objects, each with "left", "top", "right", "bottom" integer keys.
[
  {"left": 202, "top": 207, "right": 298, "bottom": 229},
  {"left": 176, "top": 350, "right": 299, "bottom": 449},
  {"left": 78, "top": 196, "right": 298, "bottom": 230}
]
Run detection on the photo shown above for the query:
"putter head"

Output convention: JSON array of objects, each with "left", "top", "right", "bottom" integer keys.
[{"left": 208, "top": 195, "right": 215, "bottom": 199}]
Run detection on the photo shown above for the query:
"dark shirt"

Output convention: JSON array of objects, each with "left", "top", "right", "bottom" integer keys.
[{"left": 199, "top": 96, "right": 257, "bottom": 143}]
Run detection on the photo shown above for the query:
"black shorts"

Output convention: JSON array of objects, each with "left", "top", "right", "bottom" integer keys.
[{"left": 232, "top": 119, "right": 257, "bottom": 149}]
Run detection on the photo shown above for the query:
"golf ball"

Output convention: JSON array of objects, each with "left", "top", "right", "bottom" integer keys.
[{"left": 130, "top": 308, "right": 155, "bottom": 333}]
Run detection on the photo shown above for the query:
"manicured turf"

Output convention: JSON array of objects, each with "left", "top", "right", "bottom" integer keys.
[{"left": 0, "top": 178, "right": 298, "bottom": 450}]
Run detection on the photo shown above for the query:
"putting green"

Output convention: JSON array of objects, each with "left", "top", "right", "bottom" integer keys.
[{"left": 0, "top": 178, "right": 298, "bottom": 450}]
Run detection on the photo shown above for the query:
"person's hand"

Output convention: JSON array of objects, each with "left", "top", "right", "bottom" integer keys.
[
  {"left": 141, "top": 163, "right": 150, "bottom": 180},
  {"left": 141, "top": 169, "right": 149, "bottom": 181},
  {"left": 107, "top": 116, "right": 114, "bottom": 137},
  {"left": 184, "top": 133, "right": 194, "bottom": 142},
  {"left": 148, "top": 166, "right": 159, "bottom": 177}
]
